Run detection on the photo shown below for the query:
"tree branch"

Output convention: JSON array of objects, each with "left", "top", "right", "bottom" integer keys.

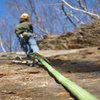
[
  {"left": 61, "top": 2, "right": 78, "bottom": 28},
  {"left": 77, "top": 0, "right": 87, "bottom": 11},
  {"left": 62, "top": 0, "right": 100, "bottom": 19},
  {"left": 33, "top": 24, "right": 49, "bottom": 36},
  {"left": 28, "top": 0, "right": 49, "bottom": 35},
  {"left": 0, "top": 37, "right": 6, "bottom": 52},
  {"left": 70, "top": 13, "right": 84, "bottom": 24}
]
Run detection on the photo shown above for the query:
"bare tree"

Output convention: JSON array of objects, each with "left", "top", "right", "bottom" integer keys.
[
  {"left": 62, "top": 0, "right": 100, "bottom": 19},
  {"left": 77, "top": 0, "right": 88, "bottom": 11},
  {"left": 0, "top": 37, "right": 6, "bottom": 52},
  {"left": 0, "top": 19, "right": 17, "bottom": 52},
  {"left": 61, "top": 2, "right": 78, "bottom": 28}
]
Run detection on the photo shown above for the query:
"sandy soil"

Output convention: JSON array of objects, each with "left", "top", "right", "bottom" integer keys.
[{"left": 0, "top": 47, "right": 100, "bottom": 100}]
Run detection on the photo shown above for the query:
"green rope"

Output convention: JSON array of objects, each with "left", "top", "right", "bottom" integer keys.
[{"left": 32, "top": 54, "right": 98, "bottom": 100}]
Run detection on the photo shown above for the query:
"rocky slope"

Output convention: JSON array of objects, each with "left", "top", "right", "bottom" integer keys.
[
  {"left": 38, "top": 20, "right": 100, "bottom": 50},
  {"left": 0, "top": 47, "right": 100, "bottom": 100}
]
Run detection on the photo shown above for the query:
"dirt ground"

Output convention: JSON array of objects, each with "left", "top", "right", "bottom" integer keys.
[{"left": 0, "top": 47, "right": 100, "bottom": 100}]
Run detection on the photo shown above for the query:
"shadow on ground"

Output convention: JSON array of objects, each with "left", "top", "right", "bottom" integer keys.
[{"left": 49, "top": 59, "right": 100, "bottom": 73}]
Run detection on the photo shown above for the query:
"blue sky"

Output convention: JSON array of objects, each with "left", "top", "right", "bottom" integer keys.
[
  {"left": 0, "top": 0, "right": 8, "bottom": 17},
  {"left": 0, "top": 0, "right": 95, "bottom": 16},
  {"left": 0, "top": 0, "right": 96, "bottom": 27}
]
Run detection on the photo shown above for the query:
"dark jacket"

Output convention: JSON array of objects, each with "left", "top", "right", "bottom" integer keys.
[{"left": 15, "top": 22, "right": 33, "bottom": 37}]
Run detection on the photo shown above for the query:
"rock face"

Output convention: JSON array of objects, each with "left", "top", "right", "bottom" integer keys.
[
  {"left": 0, "top": 47, "right": 100, "bottom": 100},
  {"left": 38, "top": 20, "right": 100, "bottom": 50},
  {"left": 0, "top": 52, "right": 72, "bottom": 100}
]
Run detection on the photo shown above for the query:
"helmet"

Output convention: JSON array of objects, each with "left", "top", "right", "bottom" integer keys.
[{"left": 20, "top": 13, "right": 29, "bottom": 19}]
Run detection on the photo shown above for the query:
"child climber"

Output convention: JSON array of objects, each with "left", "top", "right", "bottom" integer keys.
[{"left": 15, "top": 13, "right": 40, "bottom": 58}]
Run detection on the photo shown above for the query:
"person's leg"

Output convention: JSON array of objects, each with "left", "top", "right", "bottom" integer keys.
[
  {"left": 28, "top": 35, "right": 40, "bottom": 53},
  {"left": 19, "top": 38, "right": 30, "bottom": 55}
]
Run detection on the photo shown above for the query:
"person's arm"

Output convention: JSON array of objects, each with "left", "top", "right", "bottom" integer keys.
[
  {"left": 15, "top": 27, "right": 19, "bottom": 37},
  {"left": 30, "top": 23, "right": 33, "bottom": 33},
  {"left": 15, "top": 26, "right": 24, "bottom": 39}
]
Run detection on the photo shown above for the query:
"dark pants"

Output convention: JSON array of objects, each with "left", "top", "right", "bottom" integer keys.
[{"left": 19, "top": 33, "right": 39, "bottom": 56}]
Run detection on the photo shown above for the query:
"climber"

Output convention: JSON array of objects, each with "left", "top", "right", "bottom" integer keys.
[{"left": 15, "top": 13, "right": 40, "bottom": 58}]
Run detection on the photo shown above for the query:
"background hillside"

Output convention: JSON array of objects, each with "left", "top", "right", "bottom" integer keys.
[{"left": 38, "top": 20, "right": 100, "bottom": 50}]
